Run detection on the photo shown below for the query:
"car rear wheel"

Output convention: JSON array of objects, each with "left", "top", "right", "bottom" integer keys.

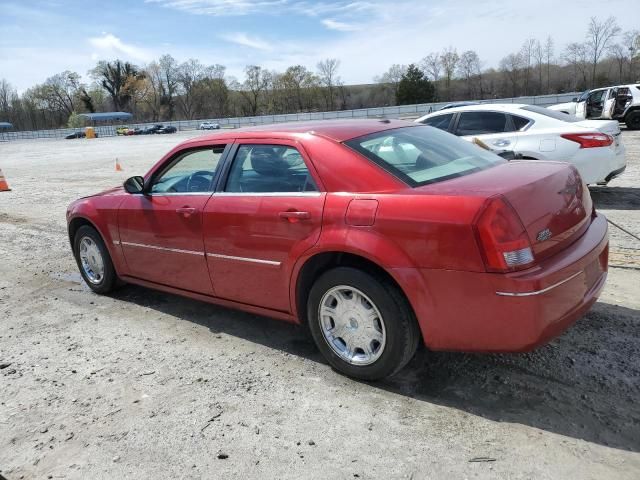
[
  {"left": 625, "top": 111, "right": 640, "bottom": 130},
  {"left": 73, "top": 225, "right": 117, "bottom": 294},
  {"left": 307, "top": 267, "right": 420, "bottom": 381}
]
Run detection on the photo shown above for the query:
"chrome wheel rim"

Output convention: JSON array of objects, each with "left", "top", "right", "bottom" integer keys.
[
  {"left": 79, "top": 236, "right": 104, "bottom": 285},
  {"left": 319, "top": 285, "right": 386, "bottom": 366}
]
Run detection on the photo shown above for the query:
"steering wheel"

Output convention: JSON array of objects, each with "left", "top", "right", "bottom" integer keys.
[{"left": 186, "top": 170, "right": 213, "bottom": 193}]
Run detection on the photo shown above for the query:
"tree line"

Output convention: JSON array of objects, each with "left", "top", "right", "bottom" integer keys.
[{"left": 0, "top": 16, "right": 638, "bottom": 131}]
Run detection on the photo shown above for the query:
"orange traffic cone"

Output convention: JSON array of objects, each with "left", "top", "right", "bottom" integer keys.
[
  {"left": 0, "top": 169, "right": 11, "bottom": 192},
  {"left": 115, "top": 158, "right": 123, "bottom": 172}
]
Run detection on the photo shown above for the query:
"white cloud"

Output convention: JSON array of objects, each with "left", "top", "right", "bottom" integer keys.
[
  {"left": 321, "top": 19, "right": 360, "bottom": 31},
  {"left": 88, "top": 33, "right": 153, "bottom": 62},
  {"left": 219, "top": 32, "right": 273, "bottom": 51}
]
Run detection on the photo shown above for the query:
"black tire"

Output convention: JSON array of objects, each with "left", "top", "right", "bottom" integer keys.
[
  {"left": 625, "top": 111, "right": 640, "bottom": 130},
  {"left": 307, "top": 267, "right": 420, "bottom": 381},
  {"left": 73, "top": 225, "right": 118, "bottom": 294}
]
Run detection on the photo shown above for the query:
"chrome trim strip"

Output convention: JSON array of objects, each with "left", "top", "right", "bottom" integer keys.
[
  {"left": 206, "top": 252, "right": 281, "bottom": 266},
  {"left": 495, "top": 271, "right": 582, "bottom": 297},
  {"left": 213, "top": 192, "right": 322, "bottom": 197},
  {"left": 147, "top": 192, "right": 213, "bottom": 196},
  {"left": 113, "top": 240, "right": 121, "bottom": 246},
  {"left": 121, "top": 241, "right": 203, "bottom": 256}
]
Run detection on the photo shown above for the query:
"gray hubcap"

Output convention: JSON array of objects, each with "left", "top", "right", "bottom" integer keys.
[
  {"left": 79, "top": 236, "right": 104, "bottom": 284},
  {"left": 319, "top": 285, "right": 386, "bottom": 366}
]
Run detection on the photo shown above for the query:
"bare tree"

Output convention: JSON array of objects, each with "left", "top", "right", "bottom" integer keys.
[
  {"left": 375, "top": 64, "right": 407, "bottom": 103},
  {"left": 240, "top": 65, "right": 271, "bottom": 116},
  {"left": 421, "top": 53, "right": 441, "bottom": 98},
  {"left": 158, "top": 54, "right": 179, "bottom": 119},
  {"left": 176, "top": 59, "right": 207, "bottom": 119},
  {"left": 520, "top": 38, "right": 537, "bottom": 95},
  {"left": 608, "top": 44, "right": 627, "bottom": 83},
  {"left": 544, "top": 36, "right": 554, "bottom": 92},
  {"left": 317, "top": 58, "right": 341, "bottom": 110},
  {"left": 440, "top": 47, "right": 459, "bottom": 100},
  {"left": 563, "top": 43, "right": 590, "bottom": 90},
  {"left": 458, "top": 50, "right": 482, "bottom": 98},
  {"left": 623, "top": 30, "right": 640, "bottom": 80},
  {"left": 533, "top": 40, "right": 544, "bottom": 94},
  {"left": 499, "top": 53, "right": 523, "bottom": 97},
  {"left": 586, "top": 16, "right": 621, "bottom": 86}
]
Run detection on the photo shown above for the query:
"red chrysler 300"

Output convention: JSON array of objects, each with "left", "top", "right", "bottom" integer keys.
[{"left": 67, "top": 119, "right": 608, "bottom": 380}]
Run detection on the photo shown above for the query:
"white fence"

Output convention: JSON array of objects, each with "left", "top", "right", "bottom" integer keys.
[{"left": 0, "top": 92, "right": 579, "bottom": 142}]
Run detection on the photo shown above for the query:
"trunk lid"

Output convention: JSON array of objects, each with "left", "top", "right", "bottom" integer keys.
[{"left": 418, "top": 160, "right": 592, "bottom": 261}]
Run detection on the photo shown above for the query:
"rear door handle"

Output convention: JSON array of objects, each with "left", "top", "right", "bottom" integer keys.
[
  {"left": 279, "top": 211, "right": 311, "bottom": 222},
  {"left": 493, "top": 139, "right": 511, "bottom": 147},
  {"left": 176, "top": 206, "right": 197, "bottom": 217}
]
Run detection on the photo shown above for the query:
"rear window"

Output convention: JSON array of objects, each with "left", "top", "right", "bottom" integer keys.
[
  {"left": 345, "top": 126, "right": 504, "bottom": 187},
  {"left": 522, "top": 105, "right": 580, "bottom": 122},
  {"left": 420, "top": 113, "right": 453, "bottom": 131}
]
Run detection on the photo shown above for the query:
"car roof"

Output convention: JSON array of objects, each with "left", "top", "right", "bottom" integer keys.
[
  {"left": 424, "top": 103, "right": 528, "bottom": 115},
  {"left": 183, "top": 119, "right": 416, "bottom": 145}
]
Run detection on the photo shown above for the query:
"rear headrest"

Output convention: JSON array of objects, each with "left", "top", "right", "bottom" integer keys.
[{"left": 250, "top": 147, "right": 289, "bottom": 175}]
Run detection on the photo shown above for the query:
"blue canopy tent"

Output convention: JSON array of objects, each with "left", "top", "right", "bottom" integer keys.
[
  {"left": 0, "top": 122, "right": 13, "bottom": 141},
  {"left": 78, "top": 112, "right": 132, "bottom": 123}
]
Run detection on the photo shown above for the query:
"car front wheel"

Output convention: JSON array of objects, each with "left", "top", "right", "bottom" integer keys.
[
  {"left": 307, "top": 267, "right": 420, "bottom": 381},
  {"left": 73, "top": 225, "right": 118, "bottom": 294}
]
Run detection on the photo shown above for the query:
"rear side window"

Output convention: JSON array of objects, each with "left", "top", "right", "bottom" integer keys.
[
  {"left": 420, "top": 113, "right": 453, "bottom": 131},
  {"left": 455, "top": 112, "right": 509, "bottom": 135},
  {"left": 511, "top": 115, "right": 531, "bottom": 130},
  {"left": 225, "top": 144, "right": 318, "bottom": 193},
  {"left": 345, "top": 126, "right": 503, "bottom": 187}
]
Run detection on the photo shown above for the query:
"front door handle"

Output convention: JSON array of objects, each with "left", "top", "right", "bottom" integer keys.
[
  {"left": 176, "top": 206, "right": 197, "bottom": 217},
  {"left": 279, "top": 211, "right": 311, "bottom": 222}
]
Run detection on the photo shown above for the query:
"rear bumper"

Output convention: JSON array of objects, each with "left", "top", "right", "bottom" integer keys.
[
  {"left": 399, "top": 214, "right": 609, "bottom": 352},
  {"left": 571, "top": 144, "right": 626, "bottom": 184}
]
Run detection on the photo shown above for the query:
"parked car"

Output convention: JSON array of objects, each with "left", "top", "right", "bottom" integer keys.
[
  {"left": 67, "top": 119, "right": 608, "bottom": 380},
  {"left": 415, "top": 104, "right": 626, "bottom": 185},
  {"left": 65, "top": 131, "right": 86, "bottom": 139},
  {"left": 141, "top": 124, "right": 164, "bottom": 134},
  {"left": 116, "top": 126, "right": 131, "bottom": 135},
  {"left": 200, "top": 122, "right": 220, "bottom": 130},
  {"left": 158, "top": 125, "right": 177, "bottom": 134},
  {"left": 549, "top": 84, "right": 640, "bottom": 129}
]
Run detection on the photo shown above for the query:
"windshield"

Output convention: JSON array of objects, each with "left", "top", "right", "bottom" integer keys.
[{"left": 345, "top": 125, "right": 504, "bottom": 187}]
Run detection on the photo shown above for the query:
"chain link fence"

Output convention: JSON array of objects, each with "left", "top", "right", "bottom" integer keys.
[{"left": 0, "top": 92, "right": 579, "bottom": 142}]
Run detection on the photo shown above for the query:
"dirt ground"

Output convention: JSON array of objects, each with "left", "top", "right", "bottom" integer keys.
[{"left": 1, "top": 128, "right": 639, "bottom": 480}]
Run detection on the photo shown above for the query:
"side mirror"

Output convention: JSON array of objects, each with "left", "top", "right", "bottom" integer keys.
[{"left": 124, "top": 175, "right": 145, "bottom": 194}]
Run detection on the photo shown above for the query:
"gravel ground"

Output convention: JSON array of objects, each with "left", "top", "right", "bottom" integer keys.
[{"left": 1, "top": 129, "right": 639, "bottom": 479}]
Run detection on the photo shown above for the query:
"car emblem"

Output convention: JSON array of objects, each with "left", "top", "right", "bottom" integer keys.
[{"left": 537, "top": 228, "right": 552, "bottom": 242}]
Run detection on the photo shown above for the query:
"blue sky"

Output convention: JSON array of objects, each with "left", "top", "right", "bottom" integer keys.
[{"left": 1, "top": 0, "right": 637, "bottom": 92}]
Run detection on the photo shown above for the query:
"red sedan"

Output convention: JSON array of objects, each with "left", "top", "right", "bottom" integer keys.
[{"left": 67, "top": 120, "right": 608, "bottom": 380}]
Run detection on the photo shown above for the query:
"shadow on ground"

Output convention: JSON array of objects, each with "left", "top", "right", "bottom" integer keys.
[
  {"left": 590, "top": 186, "right": 640, "bottom": 210},
  {"left": 114, "top": 286, "right": 640, "bottom": 452}
]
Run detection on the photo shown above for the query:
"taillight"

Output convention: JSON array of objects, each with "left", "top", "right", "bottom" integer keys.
[
  {"left": 561, "top": 133, "right": 613, "bottom": 148},
  {"left": 473, "top": 195, "right": 534, "bottom": 272}
]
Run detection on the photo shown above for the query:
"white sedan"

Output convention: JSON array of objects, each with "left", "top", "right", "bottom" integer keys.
[
  {"left": 415, "top": 104, "right": 626, "bottom": 185},
  {"left": 199, "top": 122, "right": 220, "bottom": 130}
]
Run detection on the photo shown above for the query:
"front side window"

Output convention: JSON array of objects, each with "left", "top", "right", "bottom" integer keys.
[
  {"left": 345, "top": 125, "right": 503, "bottom": 187},
  {"left": 421, "top": 113, "right": 453, "bottom": 131},
  {"left": 151, "top": 146, "right": 225, "bottom": 193},
  {"left": 225, "top": 144, "right": 318, "bottom": 193},
  {"left": 456, "top": 112, "right": 510, "bottom": 136}
]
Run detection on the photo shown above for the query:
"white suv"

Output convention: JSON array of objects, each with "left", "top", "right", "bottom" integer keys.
[
  {"left": 199, "top": 122, "right": 220, "bottom": 130},
  {"left": 549, "top": 84, "right": 640, "bottom": 130}
]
